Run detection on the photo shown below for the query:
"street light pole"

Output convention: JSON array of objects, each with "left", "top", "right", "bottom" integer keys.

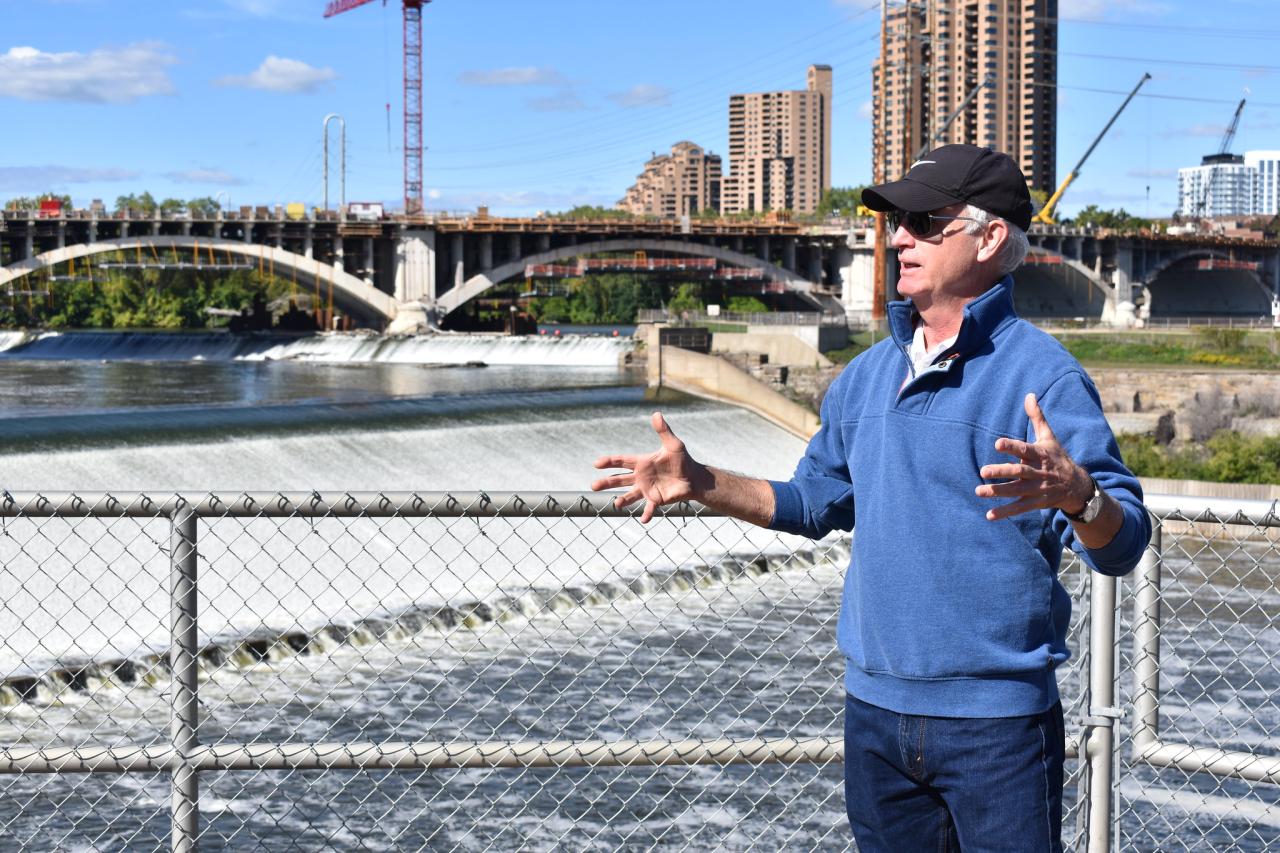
[{"left": 323, "top": 114, "right": 347, "bottom": 212}]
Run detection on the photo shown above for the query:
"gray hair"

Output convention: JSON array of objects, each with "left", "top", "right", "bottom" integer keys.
[{"left": 961, "top": 204, "right": 1029, "bottom": 274}]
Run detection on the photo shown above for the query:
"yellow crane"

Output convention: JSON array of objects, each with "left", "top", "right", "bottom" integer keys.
[{"left": 1034, "top": 73, "right": 1151, "bottom": 226}]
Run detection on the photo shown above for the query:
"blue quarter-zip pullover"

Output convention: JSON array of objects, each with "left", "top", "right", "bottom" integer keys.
[{"left": 769, "top": 275, "right": 1151, "bottom": 718}]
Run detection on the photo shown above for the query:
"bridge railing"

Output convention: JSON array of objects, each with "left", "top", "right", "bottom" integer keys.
[
  {"left": 0, "top": 492, "right": 1273, "bottom": 851},
  {"left": 638, "top": 309, "right": 847, "bottom": 327}
]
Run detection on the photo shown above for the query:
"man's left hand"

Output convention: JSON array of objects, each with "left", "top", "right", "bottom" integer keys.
[{"left": 976, "top": 392, "right": 1093, "bottom": 521}]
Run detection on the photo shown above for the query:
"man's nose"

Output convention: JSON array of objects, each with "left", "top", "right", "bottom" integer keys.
[{"left": 889, "top": 224, "right": 913, "bottom": 250}]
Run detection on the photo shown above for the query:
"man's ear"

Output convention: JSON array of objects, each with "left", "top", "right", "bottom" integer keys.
[{"left": 975, "top": 218, "right": 1008, "bottom": 265}]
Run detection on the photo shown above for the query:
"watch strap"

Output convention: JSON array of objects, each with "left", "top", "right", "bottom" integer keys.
[{"left": 1064, "top": 476, "right": 1102, "bottom": 524}]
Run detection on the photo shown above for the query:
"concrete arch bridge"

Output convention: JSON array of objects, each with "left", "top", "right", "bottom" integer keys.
[
  {"left": 433, "top": 238, "right": 820, "bottom": 318},
  {"left": 0, "top": 236, "right": 397, "bottom": 324},
  {"left": 1021, "top": 229, "right": 1280, "bottom": 325},
  {"left": 3, "top": 210, "right": 1278, "bottom": 329}
]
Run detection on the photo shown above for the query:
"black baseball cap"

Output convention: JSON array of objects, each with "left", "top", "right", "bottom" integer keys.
[{"left": 862, "top": 144, "right": 1033, "bottom": 231}]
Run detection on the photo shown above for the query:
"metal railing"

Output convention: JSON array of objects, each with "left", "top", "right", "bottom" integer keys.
[
  {"left": 638, "top": 309, "right": 848, "bottom": 327},
  {"left": 0, "top": 491, "right": 1274, "bottom": 850}
]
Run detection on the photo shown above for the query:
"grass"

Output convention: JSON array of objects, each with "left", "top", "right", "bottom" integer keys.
[
  {"left": 825, "top": 330, "right": 882, "bottom": 364},
  {"left": 823, "top": 326, "right": 1280, "bottom": 374},
  {"left": 1054, "top": 329, "right": 1280, "bottom": 370},
  {"left": 1119, "top": 431, "right": 1280, "bottom": 484}
]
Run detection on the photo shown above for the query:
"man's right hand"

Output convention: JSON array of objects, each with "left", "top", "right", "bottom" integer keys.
[{"left": 591, "top": 411, "right": 711, "bottom": 523}]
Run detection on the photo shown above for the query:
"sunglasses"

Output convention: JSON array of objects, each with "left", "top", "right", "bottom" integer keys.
[{"left": 887, "top": 209, "right": 980, "bottom": 238}]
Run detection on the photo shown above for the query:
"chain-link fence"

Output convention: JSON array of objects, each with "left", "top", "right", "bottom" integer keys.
[
  {"left": 0, "top": 491, "right": 1270, "bottom": 851},
  {"left": 1117, "top": 496, "right": 1280, "bottom": 853}
]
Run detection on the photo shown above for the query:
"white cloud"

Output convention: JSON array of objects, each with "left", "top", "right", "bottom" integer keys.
[
  {"left": 0, "top": 165, "right": 141, "bottom": 192},
  {"left": 458, "top": 67, "right": 567, "bottom": 87},
  {"left": 164, "top": 168, "right": 246, "bottom": 186},
  {"left": 1126, "top": 167, "right": 1176, "bottom": 179},
  {"left": 0, "top": 43, "right": 176, "bottom": 104},
  {"left": 607, "top": 84, "right": 672, "bottom": 108},
  {"left": 858, "top": 100, "right": 874, "bottom": 120},
  {"left": 833, "top": 0, "right": 878, "bottom": 9},
  {"left": 215, "top": 56, "right": 337, "bottom": 94}
]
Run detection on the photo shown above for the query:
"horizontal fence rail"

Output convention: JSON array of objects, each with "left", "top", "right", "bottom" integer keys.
[{"left": 0, "top": 492, "right": 1273, "bottom": 850}]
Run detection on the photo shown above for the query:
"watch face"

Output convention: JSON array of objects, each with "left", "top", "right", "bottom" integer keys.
[
  {"left": 1081, "top": 491, "right": 1104, "bottom": 524},
  {"left": 1079, "top": 480, "right": 1104, "bottom": 524}
]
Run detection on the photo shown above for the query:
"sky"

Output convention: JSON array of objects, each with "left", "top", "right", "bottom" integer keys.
[{"left": 1, "top": 0, "right": 1277, "bottom": 219}]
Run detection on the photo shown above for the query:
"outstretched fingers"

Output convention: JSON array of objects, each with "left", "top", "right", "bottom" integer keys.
[
  {"left": 593, "top": 454, "right": 639, "bottom": 472},
  {"left": 1024, "top": 392, "right": 1058, "bottom": 444},
  {"left": 651, "top": 411, "right": 686, "bottom": 453},
  {"left": 993, "top": 436, "right": 1033, "bottom": 461},
  {"left": 984, "top": 496, "right": 1041, "bottom": 521},
  {"left": 590, "top": 472, "right": 635, "bottom": 492}
]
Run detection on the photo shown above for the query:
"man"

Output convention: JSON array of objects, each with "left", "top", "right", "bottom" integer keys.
[{"left": 591, "top": 144, "right": 1151, "bottom": 851}]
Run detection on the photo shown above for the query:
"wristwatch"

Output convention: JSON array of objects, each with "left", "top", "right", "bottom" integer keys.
[{"left": 1064, "top": 476, "right": 1104, "bottom": 524}]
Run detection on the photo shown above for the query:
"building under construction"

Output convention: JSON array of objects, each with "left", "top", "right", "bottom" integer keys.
[{"left": 872, "top": 0, "right": 1057, "bottom": 193}]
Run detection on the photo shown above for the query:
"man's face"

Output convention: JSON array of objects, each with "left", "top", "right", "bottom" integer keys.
[{"left": 890, "top": 202, "right": 983, "bottom": 306}]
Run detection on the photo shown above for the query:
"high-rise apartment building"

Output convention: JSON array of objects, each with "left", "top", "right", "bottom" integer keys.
[
  {"left": 1177, "top": 150, "right": 1280, "bottom": 218},
  {"left": 618, "top": 141, "right": 722, "bottom": 219},
  {"left": 721, "top": 65, "right": 832, "bottom": 215},
  {"left": 1246, "top": 150, "right": 1280, "bottom": 216},
  {"left": 872, "top": 1, "right": 1056, "bottom": 194}
]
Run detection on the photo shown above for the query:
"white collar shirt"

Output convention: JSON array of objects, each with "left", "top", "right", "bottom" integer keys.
[{"left": 907, "top": 321, "right": 958, "bottom": 379}]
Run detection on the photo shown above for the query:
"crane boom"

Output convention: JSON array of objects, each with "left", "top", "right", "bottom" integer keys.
[
  {"left": 1218, "top": 99, "right": 1246, "bottom": 155},
  {"left": 1194, "top": 98, "right": 1247, "bottom": 218},
  {"left": 1033, "top": 72, "right": 1151, "bottom": 226},
  {"left": 325, "top": 0, "right": 431, "bottom": 215},
  {"left": 323, "top": 0, "right": 378, "bottom": 18},
  {"left": 914, "top": 73, "right": 994, "bottom": 162}
]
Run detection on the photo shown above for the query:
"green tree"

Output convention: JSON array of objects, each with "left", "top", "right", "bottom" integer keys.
[
  {"left": 4, "top": 193, "right": 72, "bottom": 210},
  {"left": 667, "top": 282, "right": 703, "bottom": 314},
  {"left": 726, "top": 295, "right": 769, "bottom": 313},
  {"left": 817, "top": 186, "right": 868, "bottom": 217},
  {"left": 554, "top": 205, "right": 636, "bottom": 221},
  {"left": 159, "top": 197, "right": 186, "bottom": 215},
  {"left": 115, "top": 192, "right": 158, "bottom": 214},
  {"left": 186, "top": 196, "right": 222, "bottom": 217},
  {"left": 528, "top": 295, "right": 571, "bottom": 323},
  {"left": 1069, "top": 205, "right": 1151, "bottom": 233},
  {"left": 1029, "top": 188, "right": 1049, "bottom": 216}
]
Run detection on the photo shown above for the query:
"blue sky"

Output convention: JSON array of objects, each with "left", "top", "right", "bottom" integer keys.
[{"left": 2, "top": 0, "right": 1277, "bottom": 218}]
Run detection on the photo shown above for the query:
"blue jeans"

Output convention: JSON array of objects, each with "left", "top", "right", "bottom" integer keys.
[{"left": 843, "top": 692, "right": 1064, "bottom": 852}]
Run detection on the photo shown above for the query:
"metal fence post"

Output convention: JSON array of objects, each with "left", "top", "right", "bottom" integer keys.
[
  {"left": 1131, "top": 519, "right": 1162, "bottom": 753},
  {"left": 1085, "top": 572, "right": 1119, "bottom": 853},
  {"left": 169, "top": 506, "right": 200, "bottom": 852}
]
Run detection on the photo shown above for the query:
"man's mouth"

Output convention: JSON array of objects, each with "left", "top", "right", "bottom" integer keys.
[{"left": 900, "top": 260, "right": 920, "bottom": 271}]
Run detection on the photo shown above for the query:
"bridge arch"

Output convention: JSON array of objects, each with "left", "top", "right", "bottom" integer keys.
[
  {"left": 1014, "top": 247, "right": 1113, "bottom": 318},
  {"left": 436, "top": 238, "right": 815, "bottom": 317},
  {"left": 1142, "top": 249, "right": 1272, "bottom": 317},
  {"left": 1142, "top": 249, "right": 1245, "bottom": 285},
  {"left": 0, "top": 236, "right": 397, "bottom": 323}
]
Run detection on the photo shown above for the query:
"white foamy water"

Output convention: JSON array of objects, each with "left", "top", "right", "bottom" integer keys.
[
  {"left": 2, "top": 330, "right": 633, "bottom": 367},
  {"left": 0, "top": 331, "right": 33, "bottom": 352},
  {"left": 240, "top": 332, "right": 632, "bottom": 366},
  {"left": 0, "top": 405, "right": 810, "bottom": 675}
]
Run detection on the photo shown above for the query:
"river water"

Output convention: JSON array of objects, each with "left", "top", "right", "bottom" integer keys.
[{"left": 0, "top": 329, "right": 1273, "bottom": 851}]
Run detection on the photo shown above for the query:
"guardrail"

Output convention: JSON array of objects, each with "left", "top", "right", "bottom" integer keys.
[
  {"left": 0, "top": 492, "right": 1273, "bottom": 850},
  {"left": 638, "top": 309, "right": 847, "bottom": 327}
]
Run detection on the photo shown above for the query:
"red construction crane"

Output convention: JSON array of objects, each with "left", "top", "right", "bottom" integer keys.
[{"left": 324, "top": 0, "right": 430, "bottom": 215}]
